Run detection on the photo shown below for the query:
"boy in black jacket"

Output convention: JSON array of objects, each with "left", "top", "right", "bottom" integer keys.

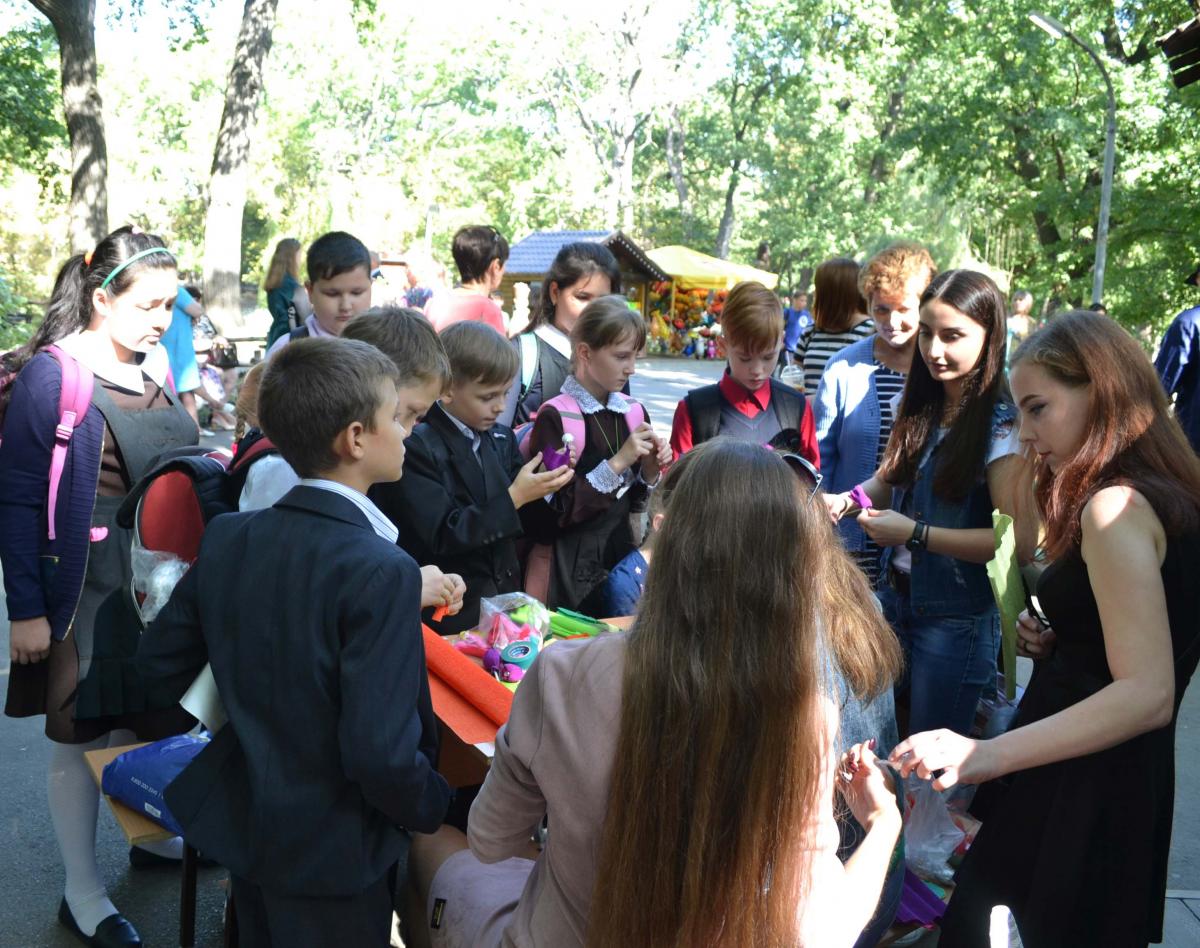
[
  {"left": 137, "top": 337, "right": 453, "bottom": 947},
  {"left": 376, "top": 321, "right": 573, "bottom": 633}
]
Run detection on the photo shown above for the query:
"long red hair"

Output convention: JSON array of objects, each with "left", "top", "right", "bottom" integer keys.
[{"left": 1012, "top": 310, "right": 1200, "bottom": 558}]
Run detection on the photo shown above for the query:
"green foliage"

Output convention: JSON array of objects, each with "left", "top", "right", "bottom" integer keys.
[
  {"left": 0, "top": 22, "right": 65, "bottom": 187},
  {"left": 4, "top": 0, "right": 1198, "bottom": 338}
]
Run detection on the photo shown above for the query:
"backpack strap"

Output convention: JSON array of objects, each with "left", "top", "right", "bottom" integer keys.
[
  {"left": 541, "top": 392, "right": 588, "bottom": 453},
  {"left": 288, "top": 324, "right": 311, "bottom": 342},
  {"left": 518, "top": 333, "right": 538, "bottom": 395},
  {"left": 45, "top": 345, "right": 94, "bottom": 542},
  {"left": 616, "top": 393, "right": 646, "bottom": 432},
  {"left": 683, "top": 384, "right": 723, "bottom": 445},
  {"left": 769, "top": 378, "right": 805, "bottom": 431}
]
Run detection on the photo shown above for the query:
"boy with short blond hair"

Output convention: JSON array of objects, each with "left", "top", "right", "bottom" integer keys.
[
  {"left": 137, "top": 337, "right": 451, "bottom": 945},
  {"left": 669, "top": 280, "right": 820, "bottom": 466},
  {"left": 375, "top": 320, "right": 573, "bottom": 633}
]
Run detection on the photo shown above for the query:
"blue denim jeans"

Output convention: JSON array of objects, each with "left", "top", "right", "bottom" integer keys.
[{"left": 878, "top": 585, "right": 1000, "bottom": 736}]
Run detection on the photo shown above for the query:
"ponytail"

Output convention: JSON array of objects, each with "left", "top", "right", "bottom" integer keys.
[{"left": 0, "top": 225, "right": 175, "bottom": 409}]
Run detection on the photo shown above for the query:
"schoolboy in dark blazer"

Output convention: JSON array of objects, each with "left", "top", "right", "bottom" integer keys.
[
  {"left": 375, "top": 321, "right": 573, "bottom": 633},
  {"left": 137, "top": 336, "right": 455, "bottom": 947}
]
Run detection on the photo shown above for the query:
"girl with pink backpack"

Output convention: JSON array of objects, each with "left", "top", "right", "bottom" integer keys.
[
  {"left": 523, "top": 296, "right": 671, "bottom": 612},
  {"left": 0, "top": 226, "right": 198, "bottom": 947}
]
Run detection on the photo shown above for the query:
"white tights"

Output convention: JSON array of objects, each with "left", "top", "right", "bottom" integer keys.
[{"left": 48, "top": 729, "right": 183, "bottom": 936}]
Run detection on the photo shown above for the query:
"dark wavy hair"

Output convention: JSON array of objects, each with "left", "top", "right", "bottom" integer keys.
[
  {"left": 878, "top": 269, "right": 1009, "bottom": 500},
  {"left": 1, "top": 226, "right": 175, "bottom": 415},
  {"left": 1012, "top": 310, "right": 1200, "bottom": 557},
  {"left": 528, "top": 242, "right": 622, "bottom": 330}
]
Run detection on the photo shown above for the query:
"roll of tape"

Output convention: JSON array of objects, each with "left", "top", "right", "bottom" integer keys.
[{"left": 500, "top": 640, "right": 538, "bottom": 670}]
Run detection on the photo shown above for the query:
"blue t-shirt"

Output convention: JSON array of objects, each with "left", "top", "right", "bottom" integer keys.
[
  {"left": 598, "top": 549, "right": 649, "bottom": 617},
  {"left": 783, "top": 307, "right": 812, "bottom": 351}
]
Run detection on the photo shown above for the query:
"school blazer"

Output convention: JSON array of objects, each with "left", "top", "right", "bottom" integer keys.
[
  {"left": 375, "top": 403, "right": 525, "bottom": 634},
  {"left": 136, "top": 486, "right": 450, "bottom": 897}
]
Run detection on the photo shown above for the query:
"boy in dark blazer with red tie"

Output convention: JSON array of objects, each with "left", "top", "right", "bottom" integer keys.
[
  {"left": 374, "top": 321, "right": 573, "bottom": 633},
  {"left": 137, "top": 336, "right": 455, "bottom": 947}
]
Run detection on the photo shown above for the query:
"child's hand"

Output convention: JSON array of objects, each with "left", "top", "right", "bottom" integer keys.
[
  {"left": 641, "top": 434, "right": 673, "bottom": 482},
  {"left": 824, "top": 491, "right": 853, "bottom": 523},
  {"left": 420, "top": 565, "right": 461, "bottom": 611},
  {"left": 610, "top": 423, "right": 656, "bottom": 475},
  {"left": 10, "top": 616, "right": 51, "bottom": 664},
  {"left": 856, "top": 508, "right": 915, "bottom": 547},
  {"left": 444, "top": 573, "right": 467, "bottom": 616},
  {"left": 509, "top": 453, "right": 575, "bottom": 508},
  {"left": 836, "top": 742, "right": 900, "bottom": 829}
]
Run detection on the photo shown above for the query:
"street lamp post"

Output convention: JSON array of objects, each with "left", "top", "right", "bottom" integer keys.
[{"left": 1030, "top": 12, "right": 1117, "bottom": 307}]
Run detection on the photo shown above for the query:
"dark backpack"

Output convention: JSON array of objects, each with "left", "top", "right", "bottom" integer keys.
[
  {"left": 684, "top": 377, "right": 805, "bottom": 444},
  {"left": 288, "top": 324, "right": 311, "bottom": 343},
  {"left": 115, "top": 435, "right": 280, "bottom": 564}
]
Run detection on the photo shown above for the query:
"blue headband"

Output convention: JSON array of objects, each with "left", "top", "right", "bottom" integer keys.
[{"left": 99, "top": 246, "right": 175, "bottom": 290}]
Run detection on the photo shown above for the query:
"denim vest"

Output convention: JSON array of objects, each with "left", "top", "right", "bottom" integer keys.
[{"left": 880, "top": 401, "right": 1016, "bottom": 617}]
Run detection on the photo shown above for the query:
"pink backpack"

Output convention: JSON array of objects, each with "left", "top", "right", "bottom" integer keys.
[
  {"left": 0, "top": 345, "right": 94, "bottom": 541},
  {"left": 516, "top": 391, "right": 646, "bottom": 463}
]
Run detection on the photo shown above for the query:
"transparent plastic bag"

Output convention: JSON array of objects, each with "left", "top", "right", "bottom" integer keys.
[
  {"left": 477, "top": 592, "right": 550, "bottom": 647},
  {"left": 131, "top": 546, "right": 190, "bottom": 625},
  {"left": 903, "top": 776, "right": 965, "bottom": 885}
]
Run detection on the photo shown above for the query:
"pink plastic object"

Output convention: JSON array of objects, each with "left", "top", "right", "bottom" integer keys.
[
  {"left": 501, "top": 663, "right": 525, "bottom": 682},
  {"left": 452, "top": 633, "right": 489, "bottom": 658},
  {"left": 489, "top": 612, "right": 524, "bottom": 649},
  {"left": 849, "top": 484, "right": 873, "bottom": 510}
]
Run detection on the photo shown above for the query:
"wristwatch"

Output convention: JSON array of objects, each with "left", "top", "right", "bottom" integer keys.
[{"left": 905, "top": 520, "right": 929, "bottom": 552}]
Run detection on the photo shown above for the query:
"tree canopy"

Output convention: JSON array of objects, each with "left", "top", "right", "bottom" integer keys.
[{"left": 2, "top": 0, "right": 1198, "bottom": 337}]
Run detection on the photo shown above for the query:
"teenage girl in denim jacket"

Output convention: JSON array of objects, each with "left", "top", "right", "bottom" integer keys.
[{"left": 826, "top": 270, "right": 1035, "bottom": 737}]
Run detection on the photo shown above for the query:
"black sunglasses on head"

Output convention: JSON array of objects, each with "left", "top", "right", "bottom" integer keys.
[{"left": 778, "top": 452, "right": 822, "bottom": 500}]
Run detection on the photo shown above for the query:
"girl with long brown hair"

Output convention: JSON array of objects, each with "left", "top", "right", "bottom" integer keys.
[
  {"left": 892, "top": 310, "right": 1200, "bottom": 947},
  {"left": 825, "top": 269, "right": 1035, "bottom": 737},
  {"left": 408, "top": 439, "right": 901, "bottom": 948}
]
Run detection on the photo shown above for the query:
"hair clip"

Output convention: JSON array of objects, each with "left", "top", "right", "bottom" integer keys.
[{"left": 83, "top": 249, "right": 94, "bottom": 267}]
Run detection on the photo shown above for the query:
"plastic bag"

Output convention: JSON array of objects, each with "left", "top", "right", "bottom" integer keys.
[
  {"left": 101, "top": 733, "right": 209, "bottom": 835},
  {"left": 477, "top": 592, "right": 550, "bottom": 646},
  {"left": 131, "top": 546, "right": 190, "bottom": 624},
  {"left": 903, "top": 776, "right": 965, "bottom": 884}
]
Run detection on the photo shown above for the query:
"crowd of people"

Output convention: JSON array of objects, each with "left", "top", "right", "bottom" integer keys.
[{"left": 2, "top": 221, "right": 1199, "bottom": 948}]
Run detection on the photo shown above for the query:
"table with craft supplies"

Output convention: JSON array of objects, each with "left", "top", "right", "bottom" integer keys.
[{"left": 426, "top": 616, "right": 633, "bottom": 786}]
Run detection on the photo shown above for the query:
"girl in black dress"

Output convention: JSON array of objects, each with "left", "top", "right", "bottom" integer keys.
[{"left": 890, "top": 310, "right": 1200, "bottom": 946}]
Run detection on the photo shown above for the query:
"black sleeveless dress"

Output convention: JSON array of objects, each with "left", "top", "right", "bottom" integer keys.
[{"left": 938, "top": 530, "right": 1200, "bottom": 947}]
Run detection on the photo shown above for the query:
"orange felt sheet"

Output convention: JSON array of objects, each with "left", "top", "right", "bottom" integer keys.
[{"left": 423, "top": 625, "right": 513, "bottom": 745}]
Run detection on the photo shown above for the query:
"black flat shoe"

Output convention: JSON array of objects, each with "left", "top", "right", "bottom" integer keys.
[
  {"left": 129, "top": 845, "right": 219, "bottom": 869},
  {"left": 58, "top": 898, "right": 142, "bottom": 947}
]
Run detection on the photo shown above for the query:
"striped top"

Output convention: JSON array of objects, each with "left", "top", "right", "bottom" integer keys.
[
  {"left": 856, "top": 354, "right": 906, "bottom": 583},
  {"left": 801, "top": 320, "right": 875, "bottom": 397},
  {"left": 874, "top": 361, "right": 906, "bottom": 462}
]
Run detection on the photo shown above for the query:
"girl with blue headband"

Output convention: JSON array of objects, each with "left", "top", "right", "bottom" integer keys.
[{"left": 0, "top": 225, "right": 199, "bottom": 946}]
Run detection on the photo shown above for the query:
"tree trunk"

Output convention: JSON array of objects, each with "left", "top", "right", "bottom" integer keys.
[
  {"left": 30, "top": 0, "right": 107, "bottom": 251},
  {"left": 713, "top": 158, "right": 742, "bottom": 259},
  {"left": 665, "top": 107, "right": 694, "bottom": 240},
  {"left": 202, "top": 0, "right": 278, "bottom": 330}
]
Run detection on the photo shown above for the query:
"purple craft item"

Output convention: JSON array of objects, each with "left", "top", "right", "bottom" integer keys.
[
  {"left": 894, "top": 868, "right": 947, "bottom": 927},
  {"left": 849, "top": 484, "right": 873, "bottom": 510},
  {"left": 541, "top": 433, "right": 575, "bottom": 472}
]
